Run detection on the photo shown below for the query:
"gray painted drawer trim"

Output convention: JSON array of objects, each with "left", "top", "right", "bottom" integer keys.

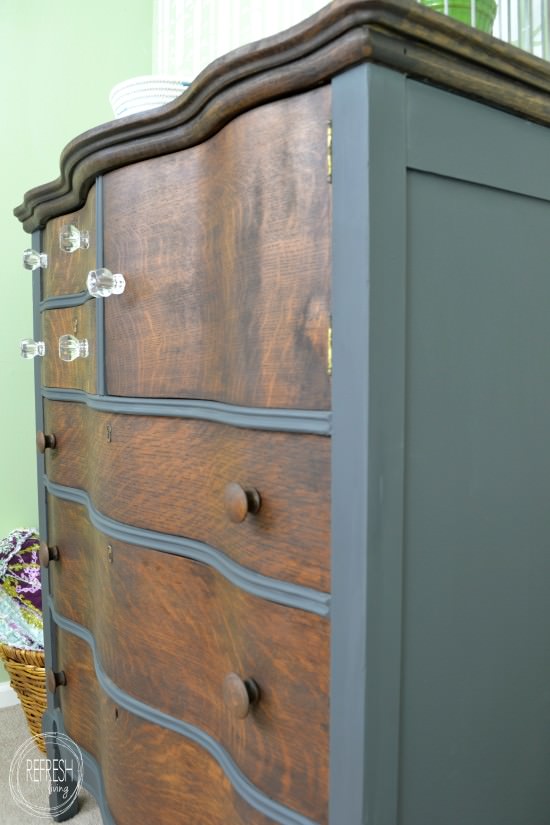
[
  {"left": 45, "top": 478, "right": 330, "bottom": 618},
  {"left": 40, "top": 291, "right": 90, "bottom": 311},
  {"left": 49, "top": 602, "right": 321, "bottom": 825},
  {"left": 41, "top": 386, "right": 332, "bottom": 435}
]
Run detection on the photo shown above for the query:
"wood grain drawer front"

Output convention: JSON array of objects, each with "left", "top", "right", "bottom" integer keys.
[
  {"left": 43, "top": 400, "right": 330, "bottom": 591},
  {"left": 103, "top": 86, "right": 331, "bottom": 409},
  {"left": 50, "top": 500, "right": 329, "bottom": 823},
  {"left": 57, "top": 631, "right": 281, "bottom": 825},
  {"left": 41, "top": 303, "right": 96, "bottom": 393},
  {"left": 42, "top": 186, "right": 96, "bottom": 299}
]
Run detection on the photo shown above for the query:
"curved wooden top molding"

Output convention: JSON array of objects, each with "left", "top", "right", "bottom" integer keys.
[{"left": 15, "top": 0, "right": 550, "bottom": 231}]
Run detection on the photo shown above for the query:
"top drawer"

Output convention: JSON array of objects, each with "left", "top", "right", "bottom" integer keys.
[
  {"left": 42, "top": 186, "right": 97, "bottom": 299},
  {"left": 103, "top": 87, "right": 331, "bottom": 410}
]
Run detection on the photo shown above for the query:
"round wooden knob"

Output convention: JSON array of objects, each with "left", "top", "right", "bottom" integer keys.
[
  {"left": 222, "top": 673, "right": 260, "bottom": 719},
  {"left": 46, "top": 670, "right": 67, "bottom": 694},
  {"left": 36, "top": 431, "right": 56, "bottom": 453},
  {"left": 39, "top": 542, "right": 59, "bottom": 568},
  {"left": 224, "top": 483, "right": 261, "bottom": 523}
]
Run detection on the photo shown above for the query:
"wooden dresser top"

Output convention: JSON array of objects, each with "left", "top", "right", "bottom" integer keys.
[{"left": 14, "top": 0, "right": 550, "bottom": 232}]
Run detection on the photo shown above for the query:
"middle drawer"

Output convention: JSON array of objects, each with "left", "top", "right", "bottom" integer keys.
[{"left": 43, "top": 400, "right": 330, "bottom": 591}]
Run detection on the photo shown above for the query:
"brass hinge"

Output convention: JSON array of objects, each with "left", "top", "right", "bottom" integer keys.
[
  {"left": 327, "top": 321, "right": 333, "bottom": 376},
  {"left": 327, "top": 121, "right": 333, "bottom": 183}
]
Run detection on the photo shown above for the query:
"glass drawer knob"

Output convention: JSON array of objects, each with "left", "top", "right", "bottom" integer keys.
[
  {"left": 59, "top": 224, "right": 90, "bottom": 253},
  {"left": 23, "top": 249, "right": 48, "bottom": 270},
  {"left": 59, "top": 334, "right": 89, "bottom": 362},
  {"left": 20, "top": 338, "right": 45, "bottom": 359},
  {"left": 86, "top": 267, "right": 126, "bottom": 297}
]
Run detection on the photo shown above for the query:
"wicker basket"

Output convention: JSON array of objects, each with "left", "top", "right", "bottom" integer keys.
[{"left": 0, "top": 643, "right": 46, "bottom": 752}]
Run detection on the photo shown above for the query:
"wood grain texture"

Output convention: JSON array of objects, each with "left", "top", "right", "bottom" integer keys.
[
  {"left": 41, "top": 302, "right": 96, "bottom": 393},
  {"left": 42, "top": 186, "right": 96, "bottom": 298},
  {"left": 16, "top": 0, "right": 550, "bottom": 232},
  {"left": 103, "top": 88, "right": 331, "bottom": 410},
  {"left": 43, "top": 400, "right": 330, "bottom": 591},
  {"left": 57, "top": 631, "right": 280, "bottom": 825},
  {"left": 49, "top": 498, "right": 329, "bottom": 822}
]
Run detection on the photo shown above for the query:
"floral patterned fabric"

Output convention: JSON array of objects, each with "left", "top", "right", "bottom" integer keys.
[{"left": 0, "top": 528, "right": 43, "bottom": 650}]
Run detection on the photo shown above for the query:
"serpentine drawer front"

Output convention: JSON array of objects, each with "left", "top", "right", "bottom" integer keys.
[
  {"left": 18, "top": 2, "right": 550, "bottom": 824},
  {"left": 47, "top": 498, "right": 329, "bottom": 821},
  {"left": 56, "top": 631, "right": 283, "bottom": 825},
  {"left": 42, "top": 400, "right": 330, "bottom": 590}
]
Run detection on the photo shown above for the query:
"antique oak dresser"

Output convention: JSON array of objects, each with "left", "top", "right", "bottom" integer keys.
[{"left": 15, "top": 1, "right": 550, "bottom": 823}]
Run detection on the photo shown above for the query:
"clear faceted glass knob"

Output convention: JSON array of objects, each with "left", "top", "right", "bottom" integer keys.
[
  {"left": 58, "top": 334, "right": 89, "bottom": 362},
  {"left": 86, "top": 268, "right": 126, "bottom": 297},
  {"left": 20, "top": 338, "right": 45, "bottom": 359},
  {"left": 59, "top": 224, "right": 90, "bottom": 253},
  {"left": 23, "top": 249, "right": 48, "bottom": 270}
]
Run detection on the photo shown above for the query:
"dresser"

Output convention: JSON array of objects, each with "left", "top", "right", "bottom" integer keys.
[{"left": 15, "top": 2, "right": 550, "bottom": 824}]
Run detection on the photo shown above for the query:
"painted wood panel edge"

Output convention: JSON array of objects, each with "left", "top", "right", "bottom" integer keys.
[
  {"left": 45, "top": 479, "right": 330, "bottom": 618},
  {"left": 95, "top": 176, "right": 106, "bottom": 396},
  {"left": 330, "top": 63, "right": 408, "bottom": 824},
  {"left": 34, "top": 232, "right": 71, "bottom": 817},
  {"left": 0, "top": 681, "right": 19, "bottom": 708},
  {"left": 48, "top": 605, "right": 320, "bottom": 825},
  {"left": 16, "top": 0, "right": 550, "bottom": 231},
  {"left": 41, "top": 387, "right": 332, "bottom": 435}
]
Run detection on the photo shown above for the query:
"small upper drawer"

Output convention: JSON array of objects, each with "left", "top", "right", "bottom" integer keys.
[
  {"left": 41, "top": 302, "right": 96, "bottom": 393},
  {"left": 42, "top": 400, "right": 330, "bottom": 592},
  {"left": 41, "top": 186, "right": 96, "bottom": 299},
  {"left": 103, "top": 87, "right": 331, "bottom": 409}
]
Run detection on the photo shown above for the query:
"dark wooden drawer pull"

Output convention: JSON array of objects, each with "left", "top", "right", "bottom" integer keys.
[
  {"left": 222, "top": 673, "right": 260, "bottom": 719},
  {"left": 36, "top": 431, "right": 56, "bottom": 453},
  {"left": 39, "top": 542, "right": 59, "bottom": 568},
  {"left": 224, "top": 483, "right": 261, "bottom": 523},
  {"left": 46, "top": 670, "right": 67, "bottom": 694}
]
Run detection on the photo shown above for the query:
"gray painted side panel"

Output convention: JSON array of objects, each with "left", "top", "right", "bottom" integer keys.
[
  {"left": 407, "top": 79, "right": 550, "bottom": 202},
  {"left": 331, "top": 65, "right": 550, "bottom": 825},
  {"left": 399, "top": 170, "right": 550, "bottom": 825}
]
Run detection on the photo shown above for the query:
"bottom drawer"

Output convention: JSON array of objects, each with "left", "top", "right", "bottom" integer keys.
[{"left": 56, "top": 630, "right": 283, "bottom": 825}]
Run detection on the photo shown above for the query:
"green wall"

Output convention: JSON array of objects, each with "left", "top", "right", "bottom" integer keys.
[{"left": 0, "top": 0, "right": 153, "bottom": 682}]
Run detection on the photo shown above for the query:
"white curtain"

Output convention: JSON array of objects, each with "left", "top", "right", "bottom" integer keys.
[{"left": 153, "top": 0, "right": 326, "bottom": 81}]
